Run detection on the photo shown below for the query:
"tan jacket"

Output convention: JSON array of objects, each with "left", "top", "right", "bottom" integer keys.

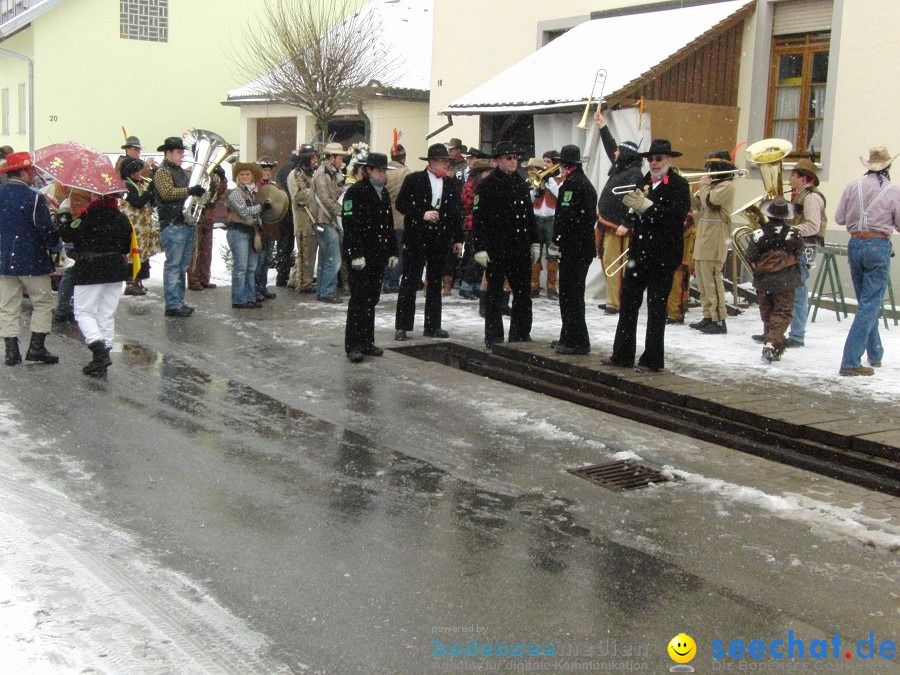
[
  {"left": 385, "top": 160, "right": 411, "bottom": 229},
  {"left": 310, "top": 163, "right": 343, "bottom": 225},
  {"left": 691, "top": 179, "right": 735, "bottom": 263},
  {"left": 287, "top": 167, "right": 314, "bottom": 232}
]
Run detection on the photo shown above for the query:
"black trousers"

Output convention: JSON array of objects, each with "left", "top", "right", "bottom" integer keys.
[
  {"left": 485, "top": 250, "right": 532, "bottom": 343},
  {"left": 395, "top": 241, "right": 446, "bottom": 333},
  {"left": 611, "top": 263, "right": 676, "bottom": 371},
  {"left": 557, "top": 251, "right": 593, "bottom": 350},
  {"left": 274, "top": 218, "right": 295, "bottom": 285},
  {"left": 345, "top": 261, "right": 385, "bottom": 353}
]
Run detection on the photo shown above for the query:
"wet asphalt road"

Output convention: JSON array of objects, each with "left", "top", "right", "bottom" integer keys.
[{"left": 2, "top": 294, "right": 897, "bottom": 673}]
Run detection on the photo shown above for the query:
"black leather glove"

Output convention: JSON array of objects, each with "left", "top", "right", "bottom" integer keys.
[
  {"left": 262, "top": 201, "right": 272, "bottom": 211},
  {"left": 188, "top": 185, "right": 206, "bottom": 197}
]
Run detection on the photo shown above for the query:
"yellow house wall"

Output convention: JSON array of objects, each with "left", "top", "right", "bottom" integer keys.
[
  {"left": 0, "top": 0, "right": 261, "bottom": 154},
  {"left": 0, "top": 28, "right": 33, "bottom": 149}
]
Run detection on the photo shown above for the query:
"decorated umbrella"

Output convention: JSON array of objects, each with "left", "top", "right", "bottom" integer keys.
[{"left": 34, "top": 142, "right": 127, "bottom": 195}]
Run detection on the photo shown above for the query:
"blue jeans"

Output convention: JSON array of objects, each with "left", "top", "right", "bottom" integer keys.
[
  {"left": 316, "top": 225, "right": 341, "bottom": 297},
  {"left": 383, "top": 229, "right": 404, "bottom": 289},
  {"left": 227, "top": 228, "right": 259, "bottom": 305},
  {"left": 788, "top": 244, "right": 816, "bottom": 343},
  {"left": 159, "top": 223, "right": 196, "bottom": 310},
  {"left": 254, "top": 238, "right": 276, "bottom": 295},
  {"left": 841, "top": 238, "right": 890, "bottom": 369}
]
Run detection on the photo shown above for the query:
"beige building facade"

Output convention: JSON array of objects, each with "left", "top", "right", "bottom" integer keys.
[
  {"left": 0, "top": 0, "right": 259, "bottom": 155},
  {"left": 433, "top": 0, "right": 899, "bottom": 224}
]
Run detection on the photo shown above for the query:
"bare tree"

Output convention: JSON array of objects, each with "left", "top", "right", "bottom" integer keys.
[{"left": 238, "top": 0, "right": 399, "bottom": 144}]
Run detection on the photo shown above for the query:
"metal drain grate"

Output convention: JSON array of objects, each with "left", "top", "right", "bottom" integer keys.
[{"left": 569, "top": 460, "right": 671, "bottom": 491}]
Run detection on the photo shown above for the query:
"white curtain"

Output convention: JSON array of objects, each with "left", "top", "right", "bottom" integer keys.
[
  {"left": 773, "top": 87, "right": 801, "bottom": 145},
  {"left": 533, "top": 107, "right": 651, "bottom": 299},
  {"left": 806, "top": 85, "right": 826, "bottom": 152}
]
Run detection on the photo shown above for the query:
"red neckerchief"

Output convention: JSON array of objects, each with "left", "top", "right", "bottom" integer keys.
[
  {"left": 562, "top": 166, "right": 577, "bottom": 180},
  {"left": 651, "top": 173, "right": 669, "bottom": 186},
  {"left": 427, "top": 168, "right": 446, "bottom": 179}
]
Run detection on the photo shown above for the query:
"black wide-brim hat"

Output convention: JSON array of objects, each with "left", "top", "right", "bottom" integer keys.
[
  {"left": 360, "top": 152, "right": 392, "bottom": 171},
  {"left": 640, "top": 138, "right": 682, "bottom": 158},
  {"left": 157, "top": 136, "right": 190, "bottom": 152},
  {"left": 420, "top": 143, "right": 453, "bottom": 162},
  {"left": 490, "top": 141, "right": 520, "bottom": 158},
  {"left": 559, "top": 144, "right": 588, "bottom": 165}
]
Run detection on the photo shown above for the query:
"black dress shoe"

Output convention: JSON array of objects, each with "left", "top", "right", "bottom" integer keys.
[
  {"left": 554, "top": 344, "right": 590, "bottom": 355},
  {"left": 347, "top": 350, "right": 364, "bottom": 363},
  {"left": 423, "top": 328, "right": 449, "bottom": 338},
  {"left": 394, "top": 329, "right": 408, "bottom": 341},
  {"left": 600, "top": 357, "right": 629, "bottom": 368},
  {"left": 165, "top": 306, "right": 193, "bottom": 317},
  {"left": 603, "top": 307, "right": 619, "bottom": 315},
  {"left": 362, "top": 345, "right": 384, "bottom": 356},
  {"left": 689, "top": 318, "right": 712, "bottom": 330},
  {"left": 666, "top": 317, "right": 683, "bottom": 325},
  {"left": 261, "top": 291, "right": 277, "bottom": 299}
]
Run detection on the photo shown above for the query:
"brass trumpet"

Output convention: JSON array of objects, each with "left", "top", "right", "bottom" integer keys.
[
  {"left": 527, "top": 163, "right": 560, "bottom": 190},
  {"left": 576, "top": 68, "right": 608, "bottom": 130}
]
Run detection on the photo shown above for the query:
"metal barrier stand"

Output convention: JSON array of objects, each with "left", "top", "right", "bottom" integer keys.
[{"left": 809, "top": 242, "right": 898, "bottom": 328}]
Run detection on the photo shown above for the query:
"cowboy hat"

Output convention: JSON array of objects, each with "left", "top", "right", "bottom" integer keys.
[
  {"left": 232, "top": 161, "right": 263, "bottom": 183},
  {"left": 322, "top": 142, "right": 346, "bottom": 156},
  {"left": 471, "top": 158, "right": 494, "bottom": 174},
  {"left": 859, "top": 146, "right": 898, "bottom": 172},
  {"left": 420, "top": 143, "right": 453, "bottom": 162},
  {"left": 121, "top": 136, "right": 142, "bottom": 150},
  {"left": 360, "top": 152, "right": 392, "bottom": 171},
  {"left": 640, "top": 138, "right": 682, "bottom": 158},
  {"left": 559, "top": 144, "right": 588, "bottom": 165},
  {"left": 0, "top": 151, "right": 33, "bottom": 173},
  {"left": 157, "top": 136, "right": 190, "bottom": 152},
  {"left": 257, "top": 156, "right": 277, "bottom": 168},
  {"left": 490, "top": 141, "right": 520, "bottom": 158},
  {"left": 759, "top": 196, "right": 796, "bottom": 220},
  {"left": 522, "top": 157, "right": 543, "bottom": 170},
  {"left": 791, "top": 158, "right": 819, "bottom": 186}
]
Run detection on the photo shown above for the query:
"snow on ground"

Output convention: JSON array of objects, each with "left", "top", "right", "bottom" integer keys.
[
  {"left": 0, "top": 402, "right": 289, "bottom": 674},
  {"left": 1, "top": 236, "right": 892, "bottom": 667}
]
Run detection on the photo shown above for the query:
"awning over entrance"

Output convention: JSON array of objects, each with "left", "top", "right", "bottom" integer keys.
[{"left": 442, "top": 0, "right": 751, "bottom": 115}]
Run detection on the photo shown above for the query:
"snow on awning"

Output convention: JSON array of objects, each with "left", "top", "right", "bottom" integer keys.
[{"left": 442, "top": 0, "right": 751, "bottom": 115}]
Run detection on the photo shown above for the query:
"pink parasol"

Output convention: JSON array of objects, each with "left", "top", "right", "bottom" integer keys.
[{"left": 34, "top": 142, "right": 127, "bottom": 195}]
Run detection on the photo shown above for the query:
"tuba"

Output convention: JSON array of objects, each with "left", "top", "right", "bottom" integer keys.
[
  {"left": 730, "top": 138, "right": 793, "bottom": 271},
  {"left": 182, "top": 129, "right": 236, "bottom": 226}
]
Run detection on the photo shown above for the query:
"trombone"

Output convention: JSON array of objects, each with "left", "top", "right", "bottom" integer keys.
[
  {"left": 576, "top": 69, "right": 608, "bottom": 130},
  {"left": 610, "top": 168, "right": 748, "bottom": 194},
  {"left": 604, "top": 248, "right": 629, "bottom": 277}
]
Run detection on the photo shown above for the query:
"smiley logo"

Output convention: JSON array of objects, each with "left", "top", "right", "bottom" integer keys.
[{"left": 667, "top": 633, "right": 696, "bottom": 664}]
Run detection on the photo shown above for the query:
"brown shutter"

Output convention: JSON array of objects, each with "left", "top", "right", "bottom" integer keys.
[{"left": 773, "top": 0, "right": 833, "bottom": 35}]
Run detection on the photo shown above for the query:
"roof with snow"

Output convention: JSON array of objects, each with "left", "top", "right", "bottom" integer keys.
[
  {"left": 443, "top": 0, "right": 752, "bottom": 115},
  {"left": 225, "top": 0, "right": 432, "bottom": 106}
]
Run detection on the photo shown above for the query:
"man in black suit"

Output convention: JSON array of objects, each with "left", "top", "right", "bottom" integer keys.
[
  {"left": 472, "top": 141, "right": 541, "bottom": 348},
  {"left": 342, "top": 153, "right": 399, "bottom": 363},
  {"left": 602, "top": 139, "right": 691, "bottom": 372},
  {"left": 394, "top": 143, "right": 463, "bottom": 340},
  {"left": 551, "top": 144, "right": 598, "bottom": 355}
]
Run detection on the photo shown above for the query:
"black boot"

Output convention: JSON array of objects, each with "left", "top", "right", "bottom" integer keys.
[
  {"left": 82, "top": 340, "right": 111, "bottom": 376},
  {"left": 4, "top": 336, "right": 21, "bottom": 366},
  {"left": 25, "top": 332, "right": 58, "bottom": 364}
]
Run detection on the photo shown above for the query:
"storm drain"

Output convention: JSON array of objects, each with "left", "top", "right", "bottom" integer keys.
[{"left": 569, "top": 460, "right": 671, "bottom": 491}]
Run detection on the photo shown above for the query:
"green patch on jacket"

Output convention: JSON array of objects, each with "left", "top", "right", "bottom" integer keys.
[
  {"left": 343, "top": 199, "right": 353, "bottom": 215},
  {"left": 561, "top": 191, "right": 573, "bottom": 207},
  {"left": 473, "top": 195, "right": 479, "bottom": 210}
]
